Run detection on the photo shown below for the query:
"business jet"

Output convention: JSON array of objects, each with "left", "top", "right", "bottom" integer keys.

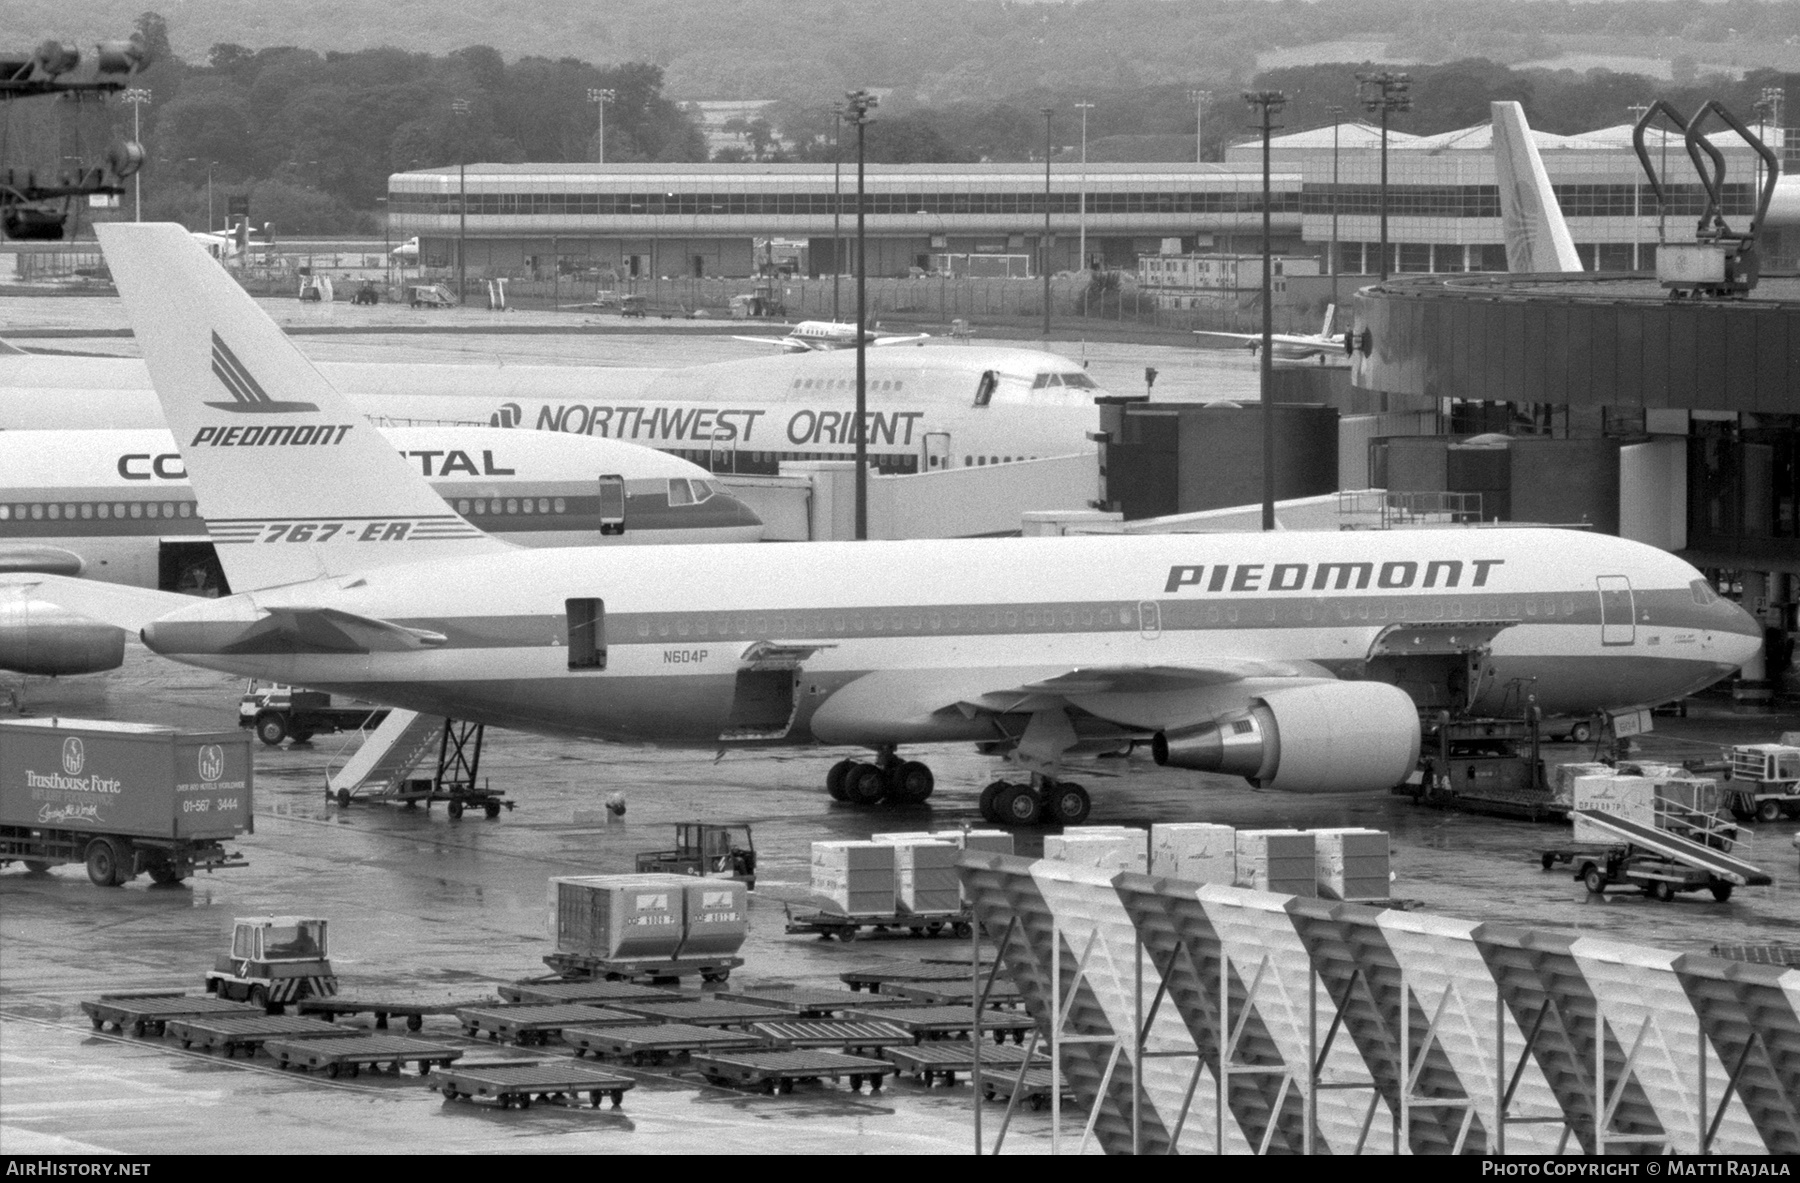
[
  {"left": 732, "top": 320, "right": 931, "bottom": 353},
  {"left": 0, "top": 426, "right": 759, "bottom": 677},
  {"left": 0, "top": 341, "right": 1108, "bottom": 474},
  {"left": 5, "top": 225, "right": 1761, "bottom": 829},
  {"left": 1194, "top": 305, "right": 1346, "bottom": 364}
]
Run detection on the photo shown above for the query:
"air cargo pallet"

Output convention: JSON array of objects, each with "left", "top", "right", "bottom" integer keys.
[
  {"left": 498, "top": 980, "right": 683, "bottom": 1006},
  {"left": 431, "top": 1062, "right": 635, "bottom": 1109},
  {"left": 690, "top": 1048, "right": 898, "bottom": 1094},
  {"left": 565, "top": 1022, "right": 766, "bottom": 1064},
  {"left": 846, "top": 1004, "right": 1036, "bottom": 1043},
  {"left": 745, "top": 1018, "right": 915, "bottom": 1053},
  {"left": 455, "top": 1003, "right": 641, "bottom": 1046},
  {"left": 81, "top": 995, "right": 260, "bottom": 1037},
  {"left": 981, "top": 1066, "right": 1077, "bottom": 1111},
  {"left": 299, "top": 993, "right": 495, "bottom": 1032},
  {"left": 163, "top": 1014, "right": 351, "bottom": 1056},
  {"left": 783, "top": 904, "right": 972, "bottom": 943},
  {"left": 265, "top": 1035, "right": 462, "bottom": 1077},
  {"left": 712, "top": 986, "right": 873, "bottom": 1017},
  {"left": 541, "top": 952, "right": 744, "bottom": 985},
  {"left": 883, "top": 1041, "right": 1047, "bottom": 1086},
  {"left": 839, "top": 962, "right": 985, "bottom": 993},
  {"left": 607, "top": 998, "right": 780, "bottom": 1029},
  {"left": 882, "top": 980, "right": 1024, "bottom": 1008}
]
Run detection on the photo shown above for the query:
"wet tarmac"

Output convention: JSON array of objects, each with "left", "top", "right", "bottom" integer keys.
[{"left": 2, "top": 645, "right": 1795, "bottom": 1154}]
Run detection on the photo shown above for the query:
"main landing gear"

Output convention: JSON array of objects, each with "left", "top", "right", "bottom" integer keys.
[
  {"left": 977, "top": 776, "right": 1091, "bottom": 827},
  {"left": 826, "top": 748, "right": 936, "bottom": 808}
]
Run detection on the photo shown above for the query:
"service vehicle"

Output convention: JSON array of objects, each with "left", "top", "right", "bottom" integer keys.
[
  {"left": 1723, "top": 743, "right": 1800, "bottom": 822},
  {"left": 0, "top": 717, "right": 251, "bottom": 886},
  {"left": 635, "top": 822, "right": 757, "bottom": 889},
  {"left": 407, "top": 283, "right": 455, "bottom": 308},
  {"left": 204, "top": 916, "right": 338, "bottom": 1011},
  {"left": 239, "top": 680, "right": 387, "bottom": 747}
]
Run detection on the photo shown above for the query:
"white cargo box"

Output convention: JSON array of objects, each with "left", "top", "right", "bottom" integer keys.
[
  {"left": 1234, "top": 830, "right": 1316, "bottom": 896},
  {"left": 942, "top": 829, "right": 1015, "bottom": 856},
  {"left": 1310, "top": 828, "right": 1390, "bottom": 901},
  {"left": 1572, "top": 774, "right": 1654, "bottom": 843},
  {"left": 1149, "top": 823, "right": 1236, "bottom": 885},
  {"left": 681, "top": 879, "right": 749, "bottom": 958},
  {"left": 1043, "top": 829, "right": 1147, "bottom": 874},
  {"left": 1549, "top": 762, "right": 1611, "bottom": 809},
  {"left": 891, "top": 840, "right": 962, "bottom": 915},
  {"left": 811, "top": 840, "right": 897, "bottom": 916}
]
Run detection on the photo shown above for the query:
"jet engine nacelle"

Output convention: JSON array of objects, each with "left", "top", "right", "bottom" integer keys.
[
  {"left": 0, "top": 600, "right": 126, "bottom": 676},
  {"left": 1152, "top": 680, "right": 1420, "bottom": 793}
]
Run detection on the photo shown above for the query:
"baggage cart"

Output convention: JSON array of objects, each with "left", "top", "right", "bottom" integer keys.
[
  {"left": 883, "top": 1041, "right": 1046, "bottom": 1086},
  {"left": 564, "top": 1022, "right": 766, "bottom": 1065},
  {"left": 264, "top": 1035, "right": 462, "bottom": 1077},
  {"left": 163, "top": 1013, "right": 349, "bottom": 1056},
  {"left": 497, "top": 980, "right": 682, "bottom": 1005},
  {"left": 606, "top": 998, "right": 778, "bottom": 1029},
  {"left": 431, "top": 1062, "right": 635, "bottom": 1109},
  {"left": 884, "top": 980, "right": 1024, "bottom": 1008},
  {"left": 847, "top": 1004, "right": 1036, "bottom": 1043},
  {"left": 689, "top": 1048, "right": 897, "bottom": 1094},
  {"left": 455, "top": 1003, "right": 640, "bottom": 1046},
  {"left": 745, "top": 1018, "right": 914, "bottom": 1053},
  {"left": 840, "top": 961, "right": 980, "bottom": 993},
  {"left": 712, "top": 986, "right": 870, "bottom": 1017},
  {"left": 298, "top": 992, "right": 494, "bottom": 1032},
  {"left": 783, "top": 901, "right": 972, "bottom": 943},
  {"left": 541, "top": 951, "right": 744, "bottom": 985},
  {"left": 81, "top": 995, "right": 258, "bottom": 1037},
  {"left": 981, "top": 1066, "right": 1076, "bottom": 1111}
]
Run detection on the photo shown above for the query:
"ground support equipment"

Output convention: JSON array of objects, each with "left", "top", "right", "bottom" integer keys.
[
  {"left": 980, "top": 1066, "right": 1077, "bottom": 1111},
  {"left": 299, "top": 993, "right": 492, "bottom": 1032},
  {"left": 564, "top": 1022, "right": 765, "bottom": 1065},
  {"left": 883, "top": 980, "right": 1024, "bottom": 1008},
  {"left": 430, "top": 1062, "right": 634, "bottom": 1109},
  {"left": 81, "top": 995, "right": 260, "bottom": 1037},
  {"left": 541, "top": 951, "right": 743, "bottom": 984},
  {"left": 1542, "top": 808, "right": 1772, "bottom": 901},
  {"left": 455, "top": 1004, "right": 639, "bottom": 1046},
  {"left": 882, "top": 1041, "right": 1046, "bottom": 1087},
  {"left": 264, "top": 1035, "right": 462, "bottom": 1077},
  {"left": 846, "top": 1004, "right": 1035, "bottom": 1043},
  {"left": 689, "top": 1048, "right": 898, "bottom": 1094},
  {"left": 745, "top": 1018, "right": 914, "bottom": 1054},
  {"left": 607, "top": 999, "right": 778, "bottom": 1029},
  {"left": 712, "top": 986, "right": 872, "bottom": 1017},
  {"left": 839, "top": 962, "right": 984, "bottom": 993},
  {"left": 498, "top": 980, "right": 682, "bottom": 1005},
  {"left": 1709, "top": 942, "right": 1800, "bottom": 965},
  {"left": 163, "top": 1014, "right": 349, "bottom": 1056},
  {"left": 783, "top": 903, "right": 972, "bottom": 943}
]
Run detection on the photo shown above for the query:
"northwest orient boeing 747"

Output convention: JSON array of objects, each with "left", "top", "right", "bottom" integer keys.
[{"left": 3, "top": 224, "right": 1762, "bottom": 827}]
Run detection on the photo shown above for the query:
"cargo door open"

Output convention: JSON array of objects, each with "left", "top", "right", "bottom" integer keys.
[
  {"left": 719, "top": 640, "right": 835, "bottom": 741},
  {"left": 1362, "top": 619, "right": 1518, "bottom": 712}
]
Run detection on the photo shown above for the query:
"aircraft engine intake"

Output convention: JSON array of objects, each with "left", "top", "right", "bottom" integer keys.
[
  {"left": 0, "top": 600, "right": 126, "bottom": 676},
  {"left": 1152, "top": 680, "right": 1421, "bottom": 793}
]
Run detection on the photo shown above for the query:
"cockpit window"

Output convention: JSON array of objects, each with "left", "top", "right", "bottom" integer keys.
[
  {"left": 690, "top": 480, "right": 715, "bottom": 502},
  {"left": 1690, "top": 579, "right": 1717, "bottom": 605},
  {"left": 1060, "top": 371, "right": 1099, "bottom": 389},
  {"left": 1031, "top": 372, "right": 1060, "bottom": 389},
  {"left": 667, "top": 479, "right": 695, "bottom": 506}
]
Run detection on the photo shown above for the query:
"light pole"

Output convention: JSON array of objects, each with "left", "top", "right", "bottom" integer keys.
[
  {"left": 1245, "top": 90, "right": 1286, "bottom": 533},
  {"left": 1324, "top": 105, "right": 1342, "bottom": 295},
  {"left": 587, "top": 88, "right": 614, "bottom": 165},
  {"left": 1074, "top": 101, "right": 1094, "bottom": 272},
  {"left": 846, "top": 88, "right": 878, "bottom": 541},
  {"left": 121, "top": 87, "right": 151, "bottom": 221},
  {"left": 453, "top": 98, "right": 470, "bottom": 304},
  {"left": 1041, "top": 105, "right": 1054, "bottom": 338},
  {"left": 1357, "top": 72, "right": 1411, "bottom": 281},
  {"left": 1627, "top": 104, "right": 1649, "bottom": 269},
  {"left": 1187, "top": 88, "right": 1211, "bottom": 163},
  {"left": 833, "top": 102, "right": 844, "bottom": 321}
]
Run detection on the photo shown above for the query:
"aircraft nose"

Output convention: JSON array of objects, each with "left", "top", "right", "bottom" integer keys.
[{"left": 1718, "top": 600, "right": 1765, "bottom": 671}]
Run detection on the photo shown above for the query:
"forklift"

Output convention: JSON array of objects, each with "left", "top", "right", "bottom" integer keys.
[{"left": 635, "top": 823, "right": 757, "bottom": 890}]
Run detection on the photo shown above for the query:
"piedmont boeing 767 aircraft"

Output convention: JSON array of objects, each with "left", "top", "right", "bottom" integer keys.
[{"left": 4, "top": 224, "right": 1762, "bottom": 827}]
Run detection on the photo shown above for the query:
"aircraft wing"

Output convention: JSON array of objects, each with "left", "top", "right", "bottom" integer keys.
[
  {"left": 871, "top": 333, "right": 931, "bottom": 347},
  {"left": 1193, "top": 330, "right": 1332, "bottom": 349},
  {"left": 0, "top": 573, "right": 192, "bottom": 630},
  {"left": 729, "top": 335, "right": 807, "bottom": 352}
]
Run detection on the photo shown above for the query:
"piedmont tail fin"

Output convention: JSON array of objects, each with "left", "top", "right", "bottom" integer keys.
[
  {"left": 1318, "top": 304, "right": 1336, "bottom": 339},
  {"left": 93, "top": 223, "right": 512, "bottom": 591},
  {"left": 1491, "top": 101, "right": 1582, "bottom": 273}
]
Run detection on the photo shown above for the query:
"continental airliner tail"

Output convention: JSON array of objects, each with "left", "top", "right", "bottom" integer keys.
[{"left": 93, "top": 223, "right": 512, "bottom": 591}]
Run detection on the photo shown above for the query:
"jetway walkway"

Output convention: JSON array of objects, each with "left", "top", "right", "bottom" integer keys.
[
  {"left": 957, "top": 852, "right": 1800, "bottom": 1155},
  {"left": 1571, "top": 810, "right": 1773, "bottom": 887}
]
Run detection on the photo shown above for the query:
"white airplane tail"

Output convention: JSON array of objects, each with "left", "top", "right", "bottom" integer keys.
[
  {"left": 94, "top": 223, "right": 512, "bottom": 591},
  {"left": 1491, "top": 101, "right": 1582, "bottom": 273},
  {"left": 1318, "top": 304, "right": 1336, "bottom": 338}
]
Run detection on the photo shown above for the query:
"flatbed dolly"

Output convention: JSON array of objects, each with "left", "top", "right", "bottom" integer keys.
[
  {"left": 884, "top": 1041, "right": 1046, "bottom": 1086},
  {"left": 839, "top": 962, "right": 985, "bottom": 993},
  {"left": 712, "top": 985, "right": 874, "bottom": 1017},
  {"left": 564, "top": 1022, "right": 766, "bottom": 1065},
  {"left": 498, "top": 980, "right": 683, "bottom": 1005},
  {"left": 745, "top": 1018, "right": 915, "bottom": 1053},
  {"left": 847, "top": 1004, "right": 1036, "bottom": 1043},
  {"left": 298, "top": 992, "right": 495, "bottom": 1032},
  {"left": 430, "top": 1062, "right": 635, "bottom": 1109},
  {"left": 541, "top": 951, "right": 744, "bottom": 985},
  {"left": 264, "top": 1035, "right": 463, "bottom": 1077},
  {"left": 163, "top": 1013, "right": 351, "bottom": 1056},
  {"left": 689, "top": 1048, "right": 899, "bottom": 1095},
  {"left": 607, "top": 998, "right": 781, "bottom": 1029},
  {"left": 81, "top": 995, "right": 259, "bottom": 1037},
  {"left": 981, "top": 1066, "right": 1076, "bottom": 1111},
  {"left": 784, "top": 904, "right": 972, "bottom": 942},
  {"left": 455, "top": 1003, "right": 641, "bottom": 1045},
  {"left": 883, "top": 980, "right": 1024, "bottom": 1008}
]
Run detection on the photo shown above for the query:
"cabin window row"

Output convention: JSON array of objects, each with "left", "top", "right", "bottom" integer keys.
[
  {"left": 789, "top": 378, "right": 906, "bottom": 392},
  {"left": 1, "top": 501, "right": 194, "bottom": 522},
  {"left": 632, "top": 604, "right": 1143, "bottom": 640},
  {"left": 454, "top": 497, "right": 569, "bottom": 517}
]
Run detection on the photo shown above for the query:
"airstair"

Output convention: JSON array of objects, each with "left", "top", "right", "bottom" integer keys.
[{"left": 327, "top": 709, "right": 443, "bottom": 803}]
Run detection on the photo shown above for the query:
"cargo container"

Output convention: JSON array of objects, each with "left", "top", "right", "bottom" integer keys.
[
  {"left": 551, "top": 875, "right": 690, "bottom": 961},
  {"left": 680, "top": 879, "right": 750, "bottom": 958},
  {"left": 1234, "top": 830, "right": 1317, "bottom": 896},
  {"left": 1043, "top": 829, "right": 1148, "bottom": 874},
  {"left": 0, "top": 717, "right": 252, "bottom": 886},
  {"left": 891, "top": 841, "right": 961, "bottom": 915},
  {"left": 1150, "top": 823, "right": 1237, "bottom": 885},
  {"left": 1310, "top": 828, "right": 1391, "bottom": 901},
  {"left": 811, "top": 841, "right": 897, "bottom": 916}
]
